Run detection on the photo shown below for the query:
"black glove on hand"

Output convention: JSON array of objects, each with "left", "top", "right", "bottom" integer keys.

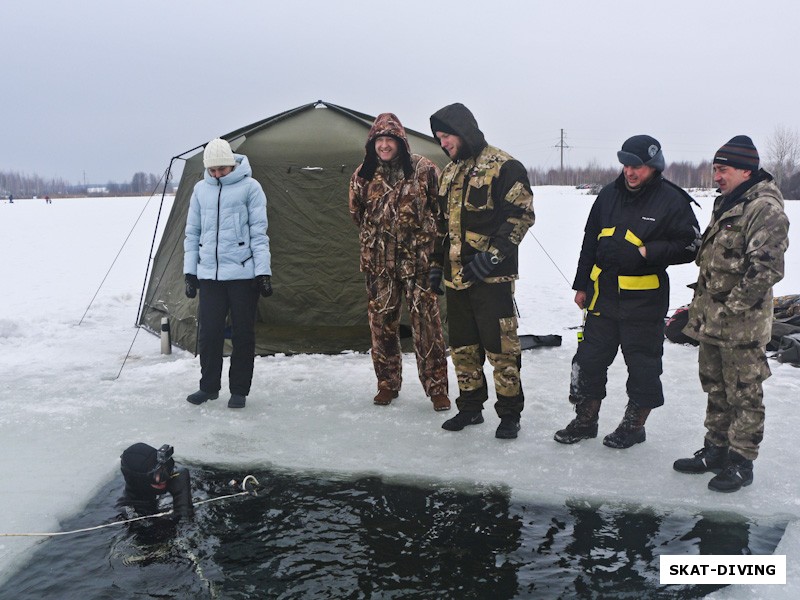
[
  {"left": 184, "top": 274, "right": 198, "bottom": 299},
  {"left": 429, "top": 266, "right": 444, "bottom": 295},
  {"left": 256, "top": 275, "right": 273, "bottom": 297},
  {"left": 462, "top": 252, "right": 498, "bottom": 283}
]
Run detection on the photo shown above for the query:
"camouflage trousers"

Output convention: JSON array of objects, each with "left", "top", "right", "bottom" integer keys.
[
  {"left": 698, "top": 342, "right": 771, "bottom": 460},
  {"left": 365, "top": 272, "right": 448, "bottom": 396},
  {"left": 445, "top": 281, "right": 523, "bottom": 418}
]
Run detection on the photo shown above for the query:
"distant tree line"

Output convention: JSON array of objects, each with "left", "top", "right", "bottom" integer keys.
[
  {"left": 528, "top": 161, "right": 715, "bottom": 190},
  {"left": 527, "top": 125, "right": 800, "bottom": 199},
  {"left": 4, "top": 127, "right": 799, "bottom": 199},
  {"left": 0, "top": 170, "right": 172, "bottom": 198}
]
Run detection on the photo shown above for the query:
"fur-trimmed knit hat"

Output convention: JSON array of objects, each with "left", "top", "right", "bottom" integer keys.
[
  {"left": 617, "top": 135, "right": 665, "bottom": 172},
  {"left": 713, "top": 135, "right": 759, "bottom": 172},
  {"left": 203, "top": 138, "right": 236, "bottom": 168}
]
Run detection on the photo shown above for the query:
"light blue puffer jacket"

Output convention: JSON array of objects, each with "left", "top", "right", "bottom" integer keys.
[{"left": 183, "top": 154, "right": 271, "bottom": 280}]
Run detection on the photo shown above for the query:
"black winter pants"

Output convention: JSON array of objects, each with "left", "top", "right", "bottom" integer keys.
[
  {"left": 197, "top": 279, "right": 259, "bottom": 396},
  {"left": 570, "top": 313, "right": 664, "bottom": 409}
]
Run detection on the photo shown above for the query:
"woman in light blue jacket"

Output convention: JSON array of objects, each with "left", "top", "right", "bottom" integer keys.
[{"left": 183, "top": 138, "right": 272, "bottom": 409}]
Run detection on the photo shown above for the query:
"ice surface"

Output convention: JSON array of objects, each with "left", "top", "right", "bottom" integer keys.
[{"left": 0, "top": 189, "right": 798, "bottom": 598}]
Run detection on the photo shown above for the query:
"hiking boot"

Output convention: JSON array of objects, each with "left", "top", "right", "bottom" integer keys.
[
  {"left": 228, "top": 394, "right": 246, "bottom": 409},
  {"left": 708, "top": 451, "right": 753, "bottom": 493},
  {"left": 187, "top": 390, "right": 219, "bottom": 405},
  {"left": 554, "top": 398, "right": 601, "bottom": 444},
  {"left": 673, "top": 441, "right": 728, "bottom": 474},
  {"left": 431, "top": 394, "right": 451, "bottom": 412},
  {"left": 602, "top": 402, "right": 651, "bottom": 449},
  {"left": 495, "top": 417, "right": 521, "bottom": 439},
  {"left": 442, "top": 411, "right": 484, "bottom": 431},
  {"left": 373, "top": 389, "right": 398, "bottom": 405}
]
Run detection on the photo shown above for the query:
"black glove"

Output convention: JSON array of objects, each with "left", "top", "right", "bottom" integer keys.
[
  {"left": 428, "top": 266, "right": 444, "bottom": 295},
  {"left": 462, "top": 252, "right": 499, "bottom": 283},
  {"left": 184, "top": 274, "right": 198, "bottom": 299},
  {"left": 256, "top": 275, "right": 273, "bottom": 297}
]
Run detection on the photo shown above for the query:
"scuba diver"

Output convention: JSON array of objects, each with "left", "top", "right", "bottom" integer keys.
[{"left": 117, "top": 443, "right": 194, "bottom": 522}]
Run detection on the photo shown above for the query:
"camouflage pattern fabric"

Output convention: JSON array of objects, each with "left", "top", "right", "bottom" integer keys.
[
  {"left": 350, "top": 113, "right": 448, "bottom": 397},
  {"left": 685, "top": 173, "right": 789, "bottom": 463},
  {"left": 446, "top": 282, "right": 524, "bottom": 418},
  {"left": 684, "top": 177, "right": 789, "bottom": 348},
  {"left": 435, "top": 145, "right": 534, "bottom": 289},
  {"left": 774, "top": 294, "right": 800, "bottom": 320},
  {"left": 428, "top": 105, "right": 531, "bottom": 417},
  {"left": 365, "top": 272, "right": 448, "bottom": 396},
  {"left": 699, "top": 342, "right": 770, "bottom": 460},
  {"left": 349, "top": 114, "right": 441, "bottom": 280}
]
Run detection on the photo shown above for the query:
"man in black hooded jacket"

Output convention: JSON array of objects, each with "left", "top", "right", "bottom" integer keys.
[
  {"left": 554, "top": 135, "right": 700, "bottom": 450},
  {"left": 117, "top": 442, "right": 194, "bottom": 521},
  {"left": 429, "top": 103, "right": 535, "bottom": 439}
]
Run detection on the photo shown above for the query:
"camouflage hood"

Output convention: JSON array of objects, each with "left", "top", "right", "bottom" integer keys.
[
  {"left": 429, "top": 103, "right": 487, "bottom": 160},
  {"left": 357, "top": 112, "right": 413, "bottom": 180}
]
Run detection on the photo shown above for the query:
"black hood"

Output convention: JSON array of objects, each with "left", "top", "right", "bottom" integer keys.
[
  {"left": 120, "top": 442, "right": 158, "bottom": 492},
  {"left": 430, "top": 103, "right": 487, "bottom": 160}
]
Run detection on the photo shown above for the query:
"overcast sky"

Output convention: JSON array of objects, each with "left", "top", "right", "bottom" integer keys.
[{"left": 3, "top": 0, "right": 799, "bottom": 184}]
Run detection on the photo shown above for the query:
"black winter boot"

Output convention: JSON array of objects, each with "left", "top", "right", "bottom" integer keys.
[
  {"left": 602, "top": 402, "right": 651, "bottom": 449},
  {"left": 495, "top": 417, "right": 521, "bottom": 439},
  {"left": 442, "top": 411, "right": 484, "bottom": 431},
  {"left": 187, "top": 390, "right": 219, "bottom": 405},
  {"left": 228, "top": 394, "right": 246, "bottom": 409},
  {"left": 673, "top": 440, "right": 728, "bottom": 474},
  {"left": 554, "top": 399, "right": 602, "bottom": 444},
  {"left": 708, "top": 450, "right": 753, "bottom": 493}
]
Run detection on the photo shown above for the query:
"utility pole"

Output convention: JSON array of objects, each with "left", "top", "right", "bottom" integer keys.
[{"left": 555, "top": 129, "right": 570, "bottom": 184}]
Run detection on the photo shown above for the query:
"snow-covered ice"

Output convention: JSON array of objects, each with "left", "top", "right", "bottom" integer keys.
[{"left": 0, "top": 188, "right": 798, "bottom": 598}]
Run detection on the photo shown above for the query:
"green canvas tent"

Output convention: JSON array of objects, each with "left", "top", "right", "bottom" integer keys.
[{"left": 138, "top": 100, "right": 449, "bottom": 355}]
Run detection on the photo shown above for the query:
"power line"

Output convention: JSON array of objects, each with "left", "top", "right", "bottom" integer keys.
[{"left": 555, "top": 129, "right": 570, "bottom": 177}]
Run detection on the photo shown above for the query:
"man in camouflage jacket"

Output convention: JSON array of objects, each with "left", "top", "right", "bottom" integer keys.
[
  {"left": 675, "top": 136, "right": 789, "bottom": 493},
  {"left": 349, "top": 113, "right": 450, "bottom": 411},
  {"left": 429, "top": 103, "right": 534, "bottom": 439}
]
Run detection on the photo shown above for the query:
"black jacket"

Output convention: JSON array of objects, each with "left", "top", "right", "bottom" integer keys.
[{"left": 573, "top": 173, "right": 700, "bottom": 321}]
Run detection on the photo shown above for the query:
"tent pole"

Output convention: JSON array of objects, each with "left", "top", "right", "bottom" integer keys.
[
  {"left": 134, "top": 157, "right": 177, "bottom": 327},
  {"left": 134, "top": 143, "right": 205, "bottom": 329}
]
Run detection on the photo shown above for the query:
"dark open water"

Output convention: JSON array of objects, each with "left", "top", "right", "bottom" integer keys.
[{"left": 0, "top": 466, "right": 788, "bottom": 599}]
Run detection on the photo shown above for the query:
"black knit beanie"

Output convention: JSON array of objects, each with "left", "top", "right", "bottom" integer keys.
[{"left": 713, "top": 135, "right": 759, "bottom": 171}]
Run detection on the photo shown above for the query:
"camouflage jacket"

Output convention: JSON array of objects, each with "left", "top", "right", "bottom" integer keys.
[
  {"left": 685, "top": 173, "right": 790, "bottom": 348},
  {"left": 428, "top": 105, "right": 534, "bottom": 290},
  {"left": 349, "top": 113, "right": 440, "bottom": 279}
]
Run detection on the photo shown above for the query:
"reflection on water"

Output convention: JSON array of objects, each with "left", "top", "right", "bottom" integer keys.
[{"left": 0, "top": 467, "right": 788, "bottom": 599}]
